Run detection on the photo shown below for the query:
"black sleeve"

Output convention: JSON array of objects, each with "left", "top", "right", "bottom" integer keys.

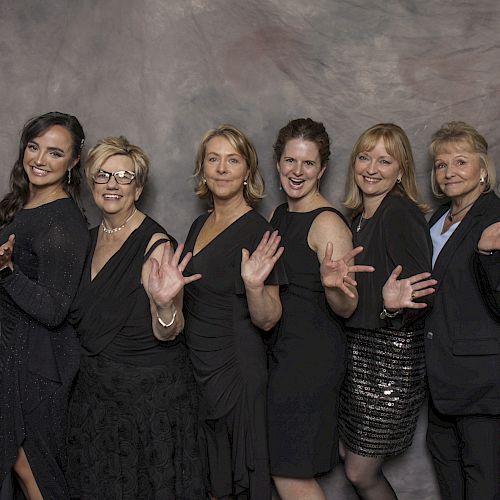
[
  {"left": 383, "top": 202, "right": 433, "bottom": 328},
  {"left": 1, "top": 220, "right": 89, "bottom": 328},
  {"left": 474, "top": 251, "right": 500, "bottom": 320}
]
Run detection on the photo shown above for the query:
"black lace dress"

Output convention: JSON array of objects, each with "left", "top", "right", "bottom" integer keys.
[
  {"left": 66, "top": 216, "right": 204, "bottom": 500},
  {"left": 0, "top": 199, "right": 88, "bottom": 499}
]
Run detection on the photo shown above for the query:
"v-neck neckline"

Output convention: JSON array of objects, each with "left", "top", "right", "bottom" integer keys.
[
  {"left": 192, "top": 210, "right": 253, "bottom": 258},
  {"left": 89, "top": 217, "right": 147, "bottom": 283}
]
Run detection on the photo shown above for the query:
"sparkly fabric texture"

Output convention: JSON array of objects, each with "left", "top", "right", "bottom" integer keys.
[
  {"left": 339, "top": 326, "right": 426, "bottom": 457},
  {"left": 0, "top": 199, "right": 89, "bottom": 499}
]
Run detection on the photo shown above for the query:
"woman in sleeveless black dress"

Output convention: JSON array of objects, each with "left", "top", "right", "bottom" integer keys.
[
  {"left": 267, "top": 119, "right": 374, "bottom": 500},
  {"left": 0, "top": 112, "right": 88, "bottom": 499},
  {"left": 66, "top": 136, "right": 204, "bottom": 500}
]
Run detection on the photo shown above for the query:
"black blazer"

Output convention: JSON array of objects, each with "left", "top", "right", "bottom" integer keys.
[{"left": 425, "top": 192, "right": 500, "bottom": 415}]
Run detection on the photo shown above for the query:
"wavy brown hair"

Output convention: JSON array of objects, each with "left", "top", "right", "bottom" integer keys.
[{"left": 0, "top": 112, "right": 85, "bottom": 228}]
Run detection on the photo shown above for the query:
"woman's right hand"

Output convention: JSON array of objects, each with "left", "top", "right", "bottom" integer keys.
[
  {"left": 478, "top": 222, "right": 500, "bottom": 252},
  {"left": 147, "top": 241, "right": 201, "bottom": 308},
  {"left": 382, "top": 265, "right": 437, "bottom": 310},
  {"left": 0, "top": 234, "right": 15, "bottom": 270}
]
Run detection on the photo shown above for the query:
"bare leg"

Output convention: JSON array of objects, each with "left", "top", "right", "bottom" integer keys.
[
  {"left": 343, "top": 448, "right": 397, "bottom": 500},
  {"left": 13, "top": 448, "right": 44, "bottom": 500},
  {"left": 273, "top": 476, "right": 326, "bottom": 500}
]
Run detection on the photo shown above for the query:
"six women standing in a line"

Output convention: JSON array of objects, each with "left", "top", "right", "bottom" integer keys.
[{"left": 0, "top": 112, "right": 498, "bottom": 499}]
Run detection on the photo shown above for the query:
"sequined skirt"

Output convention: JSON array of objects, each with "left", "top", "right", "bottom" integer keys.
[{"left": 338, "top": 326, "right": 426, "bottom": 457}]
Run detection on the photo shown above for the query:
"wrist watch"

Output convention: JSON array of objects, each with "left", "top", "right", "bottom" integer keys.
[{"left": 0, "top": 266, "right": 13, "bottom": 280}]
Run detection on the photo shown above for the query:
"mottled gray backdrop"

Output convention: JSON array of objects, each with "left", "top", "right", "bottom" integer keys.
[{"left": 1, "top": 1, "right": 499, "bottom": 498}]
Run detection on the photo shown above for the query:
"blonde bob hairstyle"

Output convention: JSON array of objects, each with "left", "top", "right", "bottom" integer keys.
[
  {"left": 429, "top": 121, "right": 496, "bottom": 198},
  {"left": 344, "top": 123, "right": 426, "bottom": 215},
  {"left": 193, "top": 124, "right": 264, "bottom": 204},
  {"left": 85, "top": 136, "right": 150, "bottom": 189}
]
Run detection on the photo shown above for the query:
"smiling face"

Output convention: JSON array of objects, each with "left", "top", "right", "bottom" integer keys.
[
  {"left": 23, "top": 125, "right": 78, "bottom": 195},
  {"left": 91, "top": 154, "right": 143, "bottom": 216},
  {"left": 203, "top": 136, "right": 249, "bottom": 202},
  {"left": 353, "top": 138, "right": 401, "bottom": 204},
  {"left": 277, "top": 138, "right": 325, "bottom": 205},
  {"left": 433, "top": 141, "right": 486, "bottom": 204}
]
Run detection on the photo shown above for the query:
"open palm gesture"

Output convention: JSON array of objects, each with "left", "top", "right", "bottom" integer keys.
[
  {"left": 382, "top": 265, "right": 437, "bottom": 310},
  {"left": 0, "top": 234, "right": 15, "bottom": 270},
  {"left": 320, "top": 244, "right": 374, "bottom": 298},
  {"left": 147, "top": 242, "right": 201, "bottom": 307},
  {"left": 241, "top": 230, "right": 284, "bottom": 289}
]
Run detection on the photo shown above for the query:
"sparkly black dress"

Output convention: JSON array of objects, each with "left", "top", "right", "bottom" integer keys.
[
  {"left": 0, "top": 199, "right": 88, "bottom": 499},
  {"left": 183, "top": 210, "right": 286, "bottom": 500},
  {"left": 338, "top": 193, "right": 431, "bottom": 456},
  {"left": 66, "top": 217, "right": 204, "bottom": 500},
  {"left": 267, "top": 204, "right": 348, "bottom": 477}
]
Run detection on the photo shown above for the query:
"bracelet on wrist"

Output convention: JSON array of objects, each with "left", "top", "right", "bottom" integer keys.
[
  {"left": 476, "top": 248, "right": 496, "bottom": 256},
  {"left": 157, "top": 308, "right": 177, "bottom": 328},
  {"left": 380, "top": 307, "right": 402, "bottom": 319}
]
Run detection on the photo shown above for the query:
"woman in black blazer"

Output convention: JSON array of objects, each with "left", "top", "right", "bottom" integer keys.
[{"left": 425, "top": 122, "right": 499, "bottom": 500}]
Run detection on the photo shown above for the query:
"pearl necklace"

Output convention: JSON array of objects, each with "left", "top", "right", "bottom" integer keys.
[{"left": 101, "top": 208, "right": 137, "bottom": 234}]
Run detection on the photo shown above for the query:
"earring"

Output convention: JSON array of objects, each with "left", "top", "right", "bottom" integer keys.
[
  {"left": 202, "top": 178, "right": 207, "bottom": 184},
  {"left": 396, "top": 177, "right": 402, "bottom": 184},
  {"left": 243, "top": 179, "right": 248, "bottom": 186},
  {"left": 480, "top": 176, "right": 485, "bottom": 184},
  {"left": 67, "top": 169, "right": 72, "bottom": 185}
]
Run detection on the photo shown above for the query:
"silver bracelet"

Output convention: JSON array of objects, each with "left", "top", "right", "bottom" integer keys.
[
  {"left": 157, "top": 308, "right": 177, "bottom": 328},
  {"left": 476, "top": 248, "right": 496, "bottom": 256},
  {"left": 379, "top": 307, "right": 402, "bottom": 319}
]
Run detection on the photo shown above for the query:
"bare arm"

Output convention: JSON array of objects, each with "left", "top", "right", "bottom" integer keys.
[
  {"left": 143, "top": 239, "right": 201, "bottom": 341},
  {"left": 309, "top": 212, "right": 374, "bottom": 318},
  {"left": 241, "top": 230, "right": 284, "bottom": 331}
]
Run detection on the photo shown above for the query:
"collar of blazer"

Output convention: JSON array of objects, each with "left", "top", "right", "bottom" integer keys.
[{"left": 430, "top": 192, "right": 493, "bottom": 281}]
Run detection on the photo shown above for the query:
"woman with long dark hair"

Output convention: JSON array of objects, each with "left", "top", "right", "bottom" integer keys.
[{"left": 0, "top": 112, "right": 89, "bottom": 499}]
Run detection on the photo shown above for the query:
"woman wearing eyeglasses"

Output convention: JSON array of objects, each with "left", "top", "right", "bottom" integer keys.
[{"left": 66, "top": 136, "right": 204, "bottom": 499}]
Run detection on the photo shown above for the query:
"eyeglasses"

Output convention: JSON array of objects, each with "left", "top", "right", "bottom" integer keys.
[{"left": 93, "top": 170, "right": 136, "bottom": 185}]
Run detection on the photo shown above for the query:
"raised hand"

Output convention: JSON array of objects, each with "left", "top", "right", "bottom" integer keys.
[
  {"left": 382, "top": 265, "right": 437, "bottom": 310},
  {"left": 320, "top": 244, "right": 374, "bottom": 299},
  {"left": 241, "top": 230, "right": 284, "bottom": 289},
  {"left": 0, "top": 234, "right": 15, "bottom": 270},
  {"left": 478, "top": 221, "right": 500, "bottom": 252},
  {"left": 147, "top": 242, "right": 201, "bottom": 307}
]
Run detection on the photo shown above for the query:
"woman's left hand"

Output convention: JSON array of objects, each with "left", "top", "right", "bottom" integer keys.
[
  {"left": 147, "top": 242, "right": 201, "bottom": 307},
  {"left": 0, "top": 234, "right": 15, "bottom": 270},
  {"left": 241, "top": 230, "right": 284, "bottom": 289},
  {"left": 320, "top": 244, "right": 374, "bottom": 299},
  {"left": 478, "top": 222, "right": 500, "bottom": 252},
  {"left": 383, "top": 265, "right": 437, "bottom": 310}
]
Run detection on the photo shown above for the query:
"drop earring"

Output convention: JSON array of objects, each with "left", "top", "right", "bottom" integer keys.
[{"left": 67, "top": 169, "right": 72, "bottom": 185}]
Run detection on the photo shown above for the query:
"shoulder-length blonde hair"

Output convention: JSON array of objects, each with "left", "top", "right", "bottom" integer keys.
[
  {"left": 344, "top": 123, "right": 426, "bottom": 215},
  {"left": 85, "top": 136, "right": 150, "bottom": 188},
  {"left": 429, "top": 121, "right": 496, "bottom": 197},
  {"left": 193, "top": 124, "right": 264, "bottom": 204}
]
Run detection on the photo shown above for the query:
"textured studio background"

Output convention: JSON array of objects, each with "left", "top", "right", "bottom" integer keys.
[{"left": 1, "top": 1, "right": 500, "bottom": 498}]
